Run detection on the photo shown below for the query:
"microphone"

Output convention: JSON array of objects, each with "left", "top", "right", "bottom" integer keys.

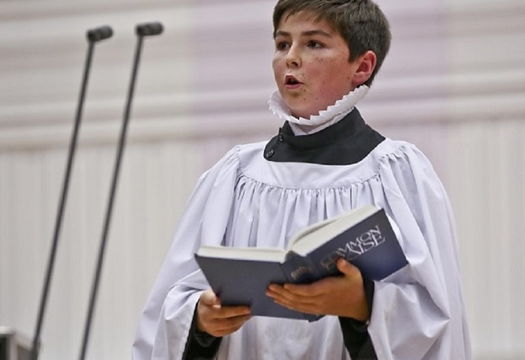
[
  {"left": 78, "top": 21, "right": 164, "bottom": 360},
  {"left": 87, "top": 25, "right": 113, "bottom": 42},
  {"left": 136, "top": 22, "right": 164, "bottom": 37},
  {"left": 30, "top": 25, "right": 113, "bottom": 360}
]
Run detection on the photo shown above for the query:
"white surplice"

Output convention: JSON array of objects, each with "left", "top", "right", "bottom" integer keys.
[{"left": 132, "top": 135, "right": 471, "bottom": 359}]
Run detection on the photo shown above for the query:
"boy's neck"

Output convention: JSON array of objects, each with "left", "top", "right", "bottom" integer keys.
[{"left": 268, "top": 85, "right": 369, "bottom": 136}]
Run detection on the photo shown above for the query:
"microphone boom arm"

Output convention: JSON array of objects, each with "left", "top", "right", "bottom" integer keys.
[
  {"left": 78, "top": 22, "right": 163, "bottom": 360},
  {"left": 30, "top": 25, "right": 113, "bottom": 360}
]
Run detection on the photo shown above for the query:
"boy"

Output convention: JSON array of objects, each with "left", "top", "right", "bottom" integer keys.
[{"left": 133, "top": 0, "right": 471, "bottom": 359}]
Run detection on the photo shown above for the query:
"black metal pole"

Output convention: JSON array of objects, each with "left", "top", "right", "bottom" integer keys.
[
  {"left": 78, "top": 34, "right": 143, "bottom": 360},
  {"left": 31, "top": 40, "right": 95, "bottom": 360},
  {"left": 30, "top": 25, "right": 114, "bottom": 359},
  {"left": 78, "top": 23, "right": 162, "bottom": 360}
]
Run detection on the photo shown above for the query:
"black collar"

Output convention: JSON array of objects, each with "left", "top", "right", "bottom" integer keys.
[
  {"left": 264, "top": 108, "right": 385, "bottom": 165},
  {"left": 279, "top": 108, "right": 368, "bottom": 150}
]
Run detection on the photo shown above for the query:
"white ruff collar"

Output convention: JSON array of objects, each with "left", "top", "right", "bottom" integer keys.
[{"left": 268, "top": 85, "right": 369, "bottom": 135}]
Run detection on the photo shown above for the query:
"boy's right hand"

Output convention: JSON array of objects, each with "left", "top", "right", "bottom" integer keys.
[{"left": 197, "top": 289, "right": 251, "bottom": 337}]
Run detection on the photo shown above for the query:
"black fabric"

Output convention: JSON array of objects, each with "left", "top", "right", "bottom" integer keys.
[
  {"left": 264, "top": 108, "right": 385, "bottom": 165},
  {"left": 182, "top": 304, "right": 222, "bottom": 360},
  {"left": 339, "top": 278, "right": 378, "bottom": 359}
]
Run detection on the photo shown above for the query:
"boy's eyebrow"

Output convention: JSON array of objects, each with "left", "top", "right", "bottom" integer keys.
[{"left": 274, "top": 29, "right": 333, "bottom": 39}]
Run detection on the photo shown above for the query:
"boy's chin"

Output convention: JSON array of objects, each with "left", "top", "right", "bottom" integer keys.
[{"left": 284, "top": 98, "right": 325, "bottom": 119}]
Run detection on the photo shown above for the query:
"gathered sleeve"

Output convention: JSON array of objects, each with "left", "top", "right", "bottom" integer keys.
[
  {"left": 368, "top": 143, "right": 470, "bottom": 360},
  {"left": 132, "top": 147, "right": 240, "bottom": 360}
]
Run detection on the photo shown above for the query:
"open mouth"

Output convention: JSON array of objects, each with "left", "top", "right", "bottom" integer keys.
[{"left": 285, "top": 75, "right": 302, "bottom": 86}]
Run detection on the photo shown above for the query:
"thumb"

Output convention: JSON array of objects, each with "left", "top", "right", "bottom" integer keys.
[
  {"left": 200, "top": 289, "right": 221, "bottom": 306},
  {"left": 337, "top": 258, "right": 360, "bottom": 277}
]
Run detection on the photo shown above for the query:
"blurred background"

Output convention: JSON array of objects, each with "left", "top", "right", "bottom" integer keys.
[{"left": 0, "top": 0, "right": 524, "bottom": 359}]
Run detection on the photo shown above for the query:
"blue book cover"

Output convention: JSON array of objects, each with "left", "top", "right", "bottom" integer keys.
[{"left": 195, "top": 206, "right": 407, "bottom": 321}]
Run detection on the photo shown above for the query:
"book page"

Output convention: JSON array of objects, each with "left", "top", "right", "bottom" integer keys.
[
  {"left": 291, "top": 206, "right": 378, "bottom": 255},
  {"left": 197, "top": 246, "right": 287, "bottom": 262},
  {"left": 287, "top": 217, "right": 338, "bottom": 248}
]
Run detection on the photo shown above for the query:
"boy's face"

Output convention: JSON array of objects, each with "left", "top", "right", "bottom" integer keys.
[{"left": 273, "top": 11, "right": 363, "bottom": 119}]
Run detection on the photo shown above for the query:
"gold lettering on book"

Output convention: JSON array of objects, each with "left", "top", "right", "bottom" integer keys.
[{"left": 290, "top": 266, "right": 312, "bottom": 280}]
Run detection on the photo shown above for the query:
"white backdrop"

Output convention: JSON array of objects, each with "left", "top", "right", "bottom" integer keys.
[{"left": 0, "top": 0, "right": 524, "bottom": 359}]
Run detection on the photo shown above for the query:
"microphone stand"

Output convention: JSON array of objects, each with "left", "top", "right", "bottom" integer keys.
[
  {"left": 30, "top": 26, "right": 113, "bottom": 360},
  {"left": 78, "top": 22, "right": 163, "bottom": 360}
]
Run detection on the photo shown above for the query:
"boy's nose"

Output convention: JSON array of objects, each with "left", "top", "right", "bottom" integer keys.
[{"left": 285, "top": 47, "right": 301, "bottom": 68}]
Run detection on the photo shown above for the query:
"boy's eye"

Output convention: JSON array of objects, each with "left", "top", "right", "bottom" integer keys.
[
  {"left": 275, "top": 41, "right": 290, "bottom": 51},
  {"left": 307, "top": 40, "right": 324, "bottom": 49}
]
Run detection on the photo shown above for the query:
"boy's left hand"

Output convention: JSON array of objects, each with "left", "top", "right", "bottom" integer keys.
[{"left": 266, "top": 258, "right": 369, "bottom": 321}]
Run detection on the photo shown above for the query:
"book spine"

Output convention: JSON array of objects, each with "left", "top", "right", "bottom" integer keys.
[{"left": 281, "top": 251, "right": 319, "bottom": 284}]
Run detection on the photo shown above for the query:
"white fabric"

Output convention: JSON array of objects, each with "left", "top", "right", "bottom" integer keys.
[
  {"left": 132, "top": 139, "right": 471, "bottom": 360},
  {"left": 268, "top": 85, "right": 369, "bottom": 135}
]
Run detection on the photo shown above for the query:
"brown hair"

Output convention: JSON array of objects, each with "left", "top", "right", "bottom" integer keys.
[{"left": 273, "top": 0, "right": 391, "bottom": 86}]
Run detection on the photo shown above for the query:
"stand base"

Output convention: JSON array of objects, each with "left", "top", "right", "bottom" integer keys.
[{"left": 0, "top": 327, "right": 31, "bottom": 360}]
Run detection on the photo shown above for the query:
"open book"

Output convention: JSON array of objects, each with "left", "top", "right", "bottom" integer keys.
[{"left": 195, "top": 205, "right": 408, "bottom": 321}]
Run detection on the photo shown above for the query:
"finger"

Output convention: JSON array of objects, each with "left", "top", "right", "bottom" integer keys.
[
  {"left": 267, "top": 287, "right": 320, "bottom": 307},
  {"left": 272, "top": 297, "right": 322, "bottom": 316},
  {"left": 337, "top": 258, "right": 361, "bottom": 278},
  {"left": 225, "top": 317, "right": 251, "bottom": 335},
  {"left": 214, "top": 314, "right": 251, "bottom": 333},
  {"left": 207, "top": 314, "right": 251, "bottom": 337},
  {"left": 214, "top": 305, "right": 251, "bottom": 319},
  {"left": 268, "top": 283, "right": 318, "bottom": 297},
  {"left": 200, "top": 289, "right": 220, "bottom": 306},
  {"left": 282, "top": 282, "right": 326, "bottom": 296},
  {"left": 214, "top": 323, "right": 245, "bottom": 338},
  {"left": 199, "top": 307, "right": 250, "bottom": 335}
]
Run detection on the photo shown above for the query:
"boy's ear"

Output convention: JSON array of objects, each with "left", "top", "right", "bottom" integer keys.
[{"left": 351, "top": 50, "right": 377, "bottom": 87}]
